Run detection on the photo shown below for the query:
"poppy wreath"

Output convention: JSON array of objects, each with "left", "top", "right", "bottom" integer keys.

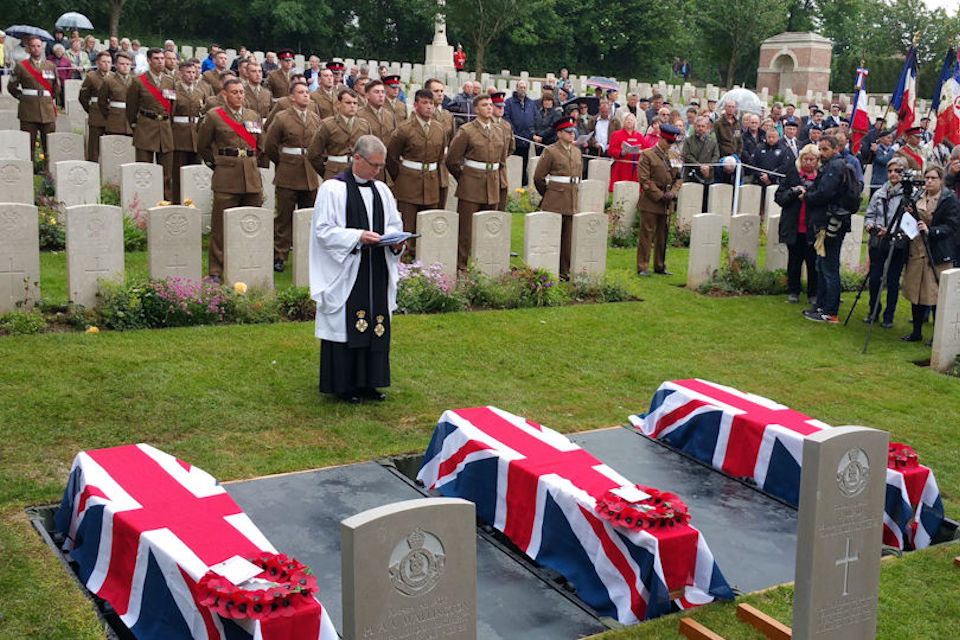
[
  {"left": 595, "top": 486, "right": 691, "bottom": 531},
  {"left": 197, "top": 552, "right": 318, "bottom": 621},
  {"left": 887, "top": 442, "right": 920, "bottom": 470}
]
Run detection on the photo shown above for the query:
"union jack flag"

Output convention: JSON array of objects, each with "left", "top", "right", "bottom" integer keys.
[
  {"left": 54, "top": 443, "right": 339, "bottom": 640},
  {"left": 417, "top": 406, "right": 733, "bottom": 624},
  {"left": 630, "top": 379, "right": 944, "bottom": 550}
]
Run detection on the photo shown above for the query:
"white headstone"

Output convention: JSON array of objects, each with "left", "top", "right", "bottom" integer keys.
[
  {"left": 0, "top": 203, "right": 41, "bottom": 312},
  {"left": 0, "top": 110, "right": 19, "bottom": 131},
  {"left": 47, "top": 133, "right": 84, "bottom": 171},
  {"left": 610, "top": 180, "right": 639, "bottom": 233},
  {"left": 527, "top": 156, "right": 539, "bottom": 187},
  {"left": 66, "top": 100, "right": 87, "bottom": 135},
  {"left": 223, "top": 206, "right": 273, "bottom": 289},
  {"left": 121, "top": 162, "right": 164, "bottom": 220},
  {"left": 65, "top": 204, "right": 124, "bottom": 307},
  {"left": 99, "top": 135, "right": 135, "bottom": 186},
  {"left": 0, "top": 158, "right": 34, "bottom": 204},
  {"left": 586, "top": 158, "right": 612, "bottom": 187},
  {"left": 862, "top": 165, "right": 873, "bottom": 195},
  {"left": 686, "top": 213, "right": 723, "bottom": 289},
  {"left": 707, "top": 182, "right": 734, "bottom": 226},
  {"left": 181, "top": 45, "right": 194, "bottom": 59},
  {"left": 64, "top": 79, "right": 83, "bottom": 104},
  {"left": 146, "top": 206, "right": 202, "bottom": 281},
  {"left": 291, "top": 207, "right": 313, "bottom": 288},
  {"left": 676, "top": 182, "right": 704, "bottom": 227},
  {"left": 55, "top": 161, "right": 101, "bottom": 207},
  {"left": 930, "top": 268, "right": 960, "bottom": 372},
  {"left": 259, "top": 165, "right": 276, "bottom": 214},
  {"left": 577, "top": 179, "right": 605, "bottom": 214},
  {"left": 180, "top": 164, "right": 214, "bottom": 233},
  {"left": 506, "top": 155, "right": 523, "bottom": 192},
  {"left": 840, "top": 214, "right": 865, "bottom": 270},
  {"left": 764, "top": 212, "right": 789, "bottom": 272},
  {"left": 416, "top": 209, "right": 458, "bottom": 278},
  {"left": 569, "top": 212, "right": 607, "bottom": 277},
  {"left": 523, "top": 211, "right": 561, "bottom": 275},
  {"left": 445, "top": 175, "right": 458, "bottom": 211},
  {"left": 737, "top": 184, "right": 763, "bottom": 215},
  {"left": 470, "top": 210, "right": 510, "bottom": 277},
  {"left": 0, "top": 130, "right": 30, "bottom": 161},
  {"left": 728, "top": 213, "right": 761, "bottom": 265}
]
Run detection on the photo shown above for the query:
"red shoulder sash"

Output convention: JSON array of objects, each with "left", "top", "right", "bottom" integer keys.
[
  {"left": 216, "top": 108, "right": 257, "bottom": 150},
  {"left": 138, "top": 74, "right": 171, "bottom": 114},
  {"left": 20, "top": 60, "right": 57, "bottom": 114}
]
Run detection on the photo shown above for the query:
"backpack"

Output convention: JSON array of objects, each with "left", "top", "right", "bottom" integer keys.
[{"left": 835, "top": 159, "right": 863, "bottom": 214}]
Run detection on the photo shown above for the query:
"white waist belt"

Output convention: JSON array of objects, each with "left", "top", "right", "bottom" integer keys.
[
  {"left": 463, "top": 158, "right": 500, "bottom": 170},
  {"left": 327, "top": 154, "right": 349, "bottom": 163},
  {"left": 109, "top": 101, "right": 126, "bottom": 108},
  {"left": 89, "top": 97, "right": 99, "bottom": 104},
  {"left": 172, "top": 116, "right": 192, "bottom": 124},
  {"left": 21, "top": 88, "right": 51, "bottom": 97},
  {"left": 547, "top": 176, "right": 580, "bottom": 184},
  {"left": 282, "top": 147, "right": 306, "bottom": 155},
  {"left": 401, "top": 158, "right": 438, "bottom": 171}
]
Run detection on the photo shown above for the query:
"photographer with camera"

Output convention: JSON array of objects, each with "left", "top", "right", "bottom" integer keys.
[
  {"left": 900, "top": 165, "right": 960, "bottom": 343},
  {"left": 775, "top": 143, "right": 821, "bottom": 305},
  {"left": 798, "top": 135, "right": 851, "bottom": 324},
  {"left": 863, "top": 157, "right": 908, "bottom": 328}
]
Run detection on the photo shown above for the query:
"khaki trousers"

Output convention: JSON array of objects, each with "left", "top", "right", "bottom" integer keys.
[
  {"left": 275, "top": 186, "right": 317, "bottom": 262},
  {"left": 135, "top": 148, "right": 174, "bottom": 202},
  {"left": 636, "top": 211, "right": 669, "bottom": 273},
  {"left": 457, "top": 199, "right": 497, "bottom": 271}
]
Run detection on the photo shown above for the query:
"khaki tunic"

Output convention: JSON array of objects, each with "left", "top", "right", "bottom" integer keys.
[
  {"left": 204, "top": 94, "right": 225, "bottom": 112},
  {"left": 244, "top": 82, "right": 273, "bottom": 120},
  {"left": 172, "top": 82, "right": 205, "bottom": 152},
  {"left": 358, "top": 103, "right": 397, "bottom": 144},
  {"left": 263, "top": 107, "right": 323, "bottom": 191},
  {"left": 433, "top": 108, "right": 455, "bottom": 190},
  {"left": 637, "top": 143, "right": 682, "bottom": 215},
  {"left": 201, "top": 69, "right": 225, "bottom": 95},
  {"left": 98, "top": 72, "right": 133, "bottom": 135},
  {"left": 265, "top": 69, "right": 291, "bottom": 103},
  {"left": 387, "top": 97, "right": 407, "bottom": 123},
  {"left": 386, "top": 115, "right": 446, "bottom": 205},
  {"left": 902, "top": 193, "right": 949, "bottom": 305},
  {"left": 79, "top": 69, "right": 108, "bottom": 128},
  {"left": 307, "top": 114, "right": 372, "bottom": 180},
  {"left": 127, "top": 73, "right": 175, "bottom": 152},
  {"left": 446, "top": 118, "right": 505, "bottom": 204},
  {"left": 196, "top": 106, "right": 263, "bottom": 194},
  {"left": 310, "top": 88, "right": 337, "bottom": 119},
  {"left": 8, "top": 59, "right": 59, "bottom": 124},
  {"left": 533, "top": 142, "right": 582, "bottom": 214},
  {"left": 265, "top": 96, "right": 320, "bottom": 131},
  {"left": 494, "top": 116, "right": 515, "bottom": 194},
  {"left": 894, "top": 145, "right": 926, "bottom": 172}
]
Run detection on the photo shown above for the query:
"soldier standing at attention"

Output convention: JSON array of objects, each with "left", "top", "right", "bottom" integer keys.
[
  {"left": 533, "top": 116, "right": 582, "bottom": 277},
  {"left": 636, "top": 124, "right": 683, "bottom": 276},
  {"left": 98, "top": 52, "right": 134, "bottom": 137},
  {"left": 171, "top": 59, "right": 205, "bottom": 202},
  {"left": 127, "top": 48, "right": 176, "bottom": 201},
  {"left": 308, "top": 88, "right": 372, "bottom": 180},
  {"left": 7, "top": 35, "right": 59, "bottom": 155},
  {"left": 79, "top": 51, "right": 112, "bottom": 161},
  {"left": 265, "top": 49, "right": 296, "bottom": 105}
]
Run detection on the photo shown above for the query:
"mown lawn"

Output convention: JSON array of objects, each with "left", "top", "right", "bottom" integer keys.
[{"left": 1, "top": 229, "right": 957, "bottom": 639}]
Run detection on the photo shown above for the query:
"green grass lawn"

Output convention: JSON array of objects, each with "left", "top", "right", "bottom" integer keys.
[{"left": 2, "top": 228, "right": 957, "bottom": 639}]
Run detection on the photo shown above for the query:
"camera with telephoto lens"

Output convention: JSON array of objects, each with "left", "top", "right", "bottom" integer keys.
[{"left": 899, "top": 169, "right": 925, "bottom": 197}]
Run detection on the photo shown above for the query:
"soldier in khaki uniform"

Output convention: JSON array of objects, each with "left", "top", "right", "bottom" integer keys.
[
  {"left": 533, "top": 117, "right": 582, "bottom": 277},
  {"left": 308, "top": 88, "right": 372, "bottom": 180},
  {"left": 386, "top": 88, "right": 446, "bottom": 254},
  {"left": 127, "top": 48, "right": 176, "bottom": 201},
  {"left": 490, "top": 92, "right": 515, "bottom": 211},
  {"left": 171, "top": 60, "right": 205, "bottom": 202},
  {"left": 98, "top": 52, "right": 134, "bottom": 136},
  {"left": 262, "top": 80, "right": 323, "bottom": 272},
  {"left": 243, "top": 63, "right": 273, "bottom": 168},
  {"left": 265, "top": 49, "right": 295, "bottom": 104},
  {"left": 196, "top": 77, "right": 264, "bottom": 281},
  {"left": 264, "top": 80, "right": 320, "bottom": 131},
  {"left": 383, "top": 75, "right": 407, "bottom": 123},
  {"left": 445, "top": 94, "right": 505, "bottom": 270},
  {"left": 7, "top": 35, "right": 59, "bottom": 154},
  {"left": 79, "top": 51, "right": 112, "bottom": 161},
  {"left": 309, "top": 67, "right": 337, "bottom": 119},
  {"left": 201, "top": 50, "right": 229, "bottom": 95},
  {"left": 636, "top": 124, "right": 683, "bottom": 276},
  {"left": 427, "top": 78, "right": 455, "bottom": 208},
  {"left": 357, "top": 80, "right": 396, "bottom": 182}
]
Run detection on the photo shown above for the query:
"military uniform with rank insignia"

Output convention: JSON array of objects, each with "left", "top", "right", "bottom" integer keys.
[
  {"left": 636, "top": 124, "right": 683, "bottom": 276},
  {"left": 171, "top": 61, "right": 205, "bottom": 202},
  {"left": 127, "top": 51, "right": 177, "bottom": 201},
  {"left": 242, "top": 69, "right": 272, "bottom": 168},
  {"left": 357, "top": 80, "right": 396, "bottom": 182},
  {"left": 533, "top": 117, "right": 582, "bottom": 276},
  {"left": 97, "top": 53, "right": 134, "bottom": 136},
  {"left": 383, "top": 75, "right": 407, "bottom": 123},
  {"left": 196, "top": 78, "right": 264, "bottom": 280},
  {"left": 79, "top": 53, "right": 112, "bottom": 161},
  {"left": 445, "top": 95, "right": 505, "bottom": 270},
  {"left": 264, "top": 49, "right": 295, "bottom": 104},
  {"left": 262, "top": 82, "right": 323, "bottom": 271},
  {"left": 490, "top": 92, "right": 515, "bottom": 211},
  {"left": 7, "top": 38, "right": 60, "bottom": 154},
  {"left": 426, "top": 79, "right": 455, "bottom": 208},
  {"left": 265, "top": 95, "right": 320, "bottom": 131},
  {"left": 308, "top": 89, "right": 372, "bottom": 180}
]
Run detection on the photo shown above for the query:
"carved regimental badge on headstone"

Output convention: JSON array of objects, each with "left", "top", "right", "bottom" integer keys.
[{"left": 341, "top": 498, "right": 476, "bottom": 640}]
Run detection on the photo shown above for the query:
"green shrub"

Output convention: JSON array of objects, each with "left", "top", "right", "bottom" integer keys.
[
  {"left": 840, "top": 262, "right": 868, "bottom": 292},
  {"left": 396, "top": 262, "right": 466, "bottom": 314},
  {"left": 226, "top": 287, "right": 280, "bottom": 325},
  {"left": 668, "top": 219, "right": 691, "bottom": 248},
  {"left": 97, "top": 277, "right": 229, "bottom": 330},
  {"left": 276, "top": 286, "right": 315, "bottom": 321},
  {"left": 0, "top": 309, "right": 47, "bottom": 335},
  {"left": 568, "top": 273, "right": 632, "bottom": 302},
  {"left": 699, "top": 255, "right": 788, "bottom": 296},
  {"left": 37, "top": 206, "right": 65, "bottom": 251},
  {"left": 506, "top": 188, "right": 538, "bottom": 214},
  {"left": 100, "top": 184, "right": 121, "bottom": 206},
  {"left": 506, "top": 266, "right": 568, "bottom": 307},
  {"left": 123, "top": 216, "right": 147, "bottom": 251}
]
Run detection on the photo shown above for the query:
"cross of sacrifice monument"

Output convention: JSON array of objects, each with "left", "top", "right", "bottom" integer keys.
[{"left": 424, "top": 0, "right": 455, "bottom": 71}]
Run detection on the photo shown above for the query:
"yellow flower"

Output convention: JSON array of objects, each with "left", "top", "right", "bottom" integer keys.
[
  {"left": 234, "top": 282, "right": 248, "bottom": 294},
  {"left": 85, "top": 326, "right": 100, "bottom": 334},
  {"left": 38, "top": 154, "right": 45, "bottom": 160},
  {"left": 157, "top": 200, "right": 171, "bottom": 206},
  {"left": 48, "top": 217, "right": 56, "bottom": 225},
  {"left": 515, "top": 187, "right": 525, "bottom": 194},
  {"left": 183, "top": 198, "right": 193, "bottom": 206},
  {"left": 34, "top": 141, "right": 40, "bottom": 147}
]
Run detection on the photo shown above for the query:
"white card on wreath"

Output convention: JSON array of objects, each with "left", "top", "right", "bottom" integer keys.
[
  {"left": 209, "top": 555, "right": 264, "bottom": 586},
  {"left": 611, "top": 485, "right": 651, "bottom": 503}
]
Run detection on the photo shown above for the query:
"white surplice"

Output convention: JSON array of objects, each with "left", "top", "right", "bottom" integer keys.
[{"left": 309, "top": 177, "right": 404, "bottom": 342}]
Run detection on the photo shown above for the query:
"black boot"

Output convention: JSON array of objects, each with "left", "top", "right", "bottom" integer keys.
[{"left": 900, "top": 304, "right": 924, "bottom": 342}]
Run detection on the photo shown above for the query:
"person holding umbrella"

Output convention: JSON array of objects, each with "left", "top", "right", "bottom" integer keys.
[{"left": 7, "top": 34, "right": 59, "bottom": 156}]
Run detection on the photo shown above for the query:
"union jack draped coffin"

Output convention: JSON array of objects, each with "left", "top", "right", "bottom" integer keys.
[
  {"left": 417, "top": 406, "right": 734, "bottom": 624},
  {"left": 54, "top": 443, "right": 339, "bottom": 640},
  {"left": 629, "top": 379, "right": 944, "bottom": 550}
]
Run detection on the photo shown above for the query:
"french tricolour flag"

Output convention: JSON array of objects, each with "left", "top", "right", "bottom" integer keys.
[
  {"left": 891, "top": 46, "right": 918, "bottom": 139},
  {"left": 850, "top": 67, "right": 870, "bottom": 154},
  {"left": 934, "top": 47, "right": 960, "bottom": 146}
]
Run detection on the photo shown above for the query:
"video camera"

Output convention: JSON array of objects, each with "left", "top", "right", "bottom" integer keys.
[{"left": 896, "top": 168, "right": 925, "bottom": 197}]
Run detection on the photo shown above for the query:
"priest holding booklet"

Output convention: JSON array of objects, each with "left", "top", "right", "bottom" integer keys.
[{"left": 309, "top": 135, "right": 412, "bottom": 404}]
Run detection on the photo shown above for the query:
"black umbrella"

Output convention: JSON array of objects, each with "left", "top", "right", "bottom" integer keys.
[{"left": 4, "top": 25, "right": 55, "bottom": 42}]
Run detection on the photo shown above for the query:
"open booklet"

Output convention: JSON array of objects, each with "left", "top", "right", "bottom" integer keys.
[
  {"left": 576, "top": 132, "right": 594, "bottom": 147},
  {"left": 620, "top": 142, "right": 643, "bottom": 154},
  {"left": 376, "top": 231, "right": 420, "bottom": 246}
]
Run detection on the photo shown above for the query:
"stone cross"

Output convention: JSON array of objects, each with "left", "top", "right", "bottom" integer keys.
[
  {"left": 792, "top": 426, "right": 888, "bottom": 640},
  {"left": 523, "top": 211, "right": 561, "bottom": 275},
  {"left": 930, "top": 268, "right": 960, "bottom": 372},
  {"left": 0, "top": 204, "right": 40, "bottom": 312},
  {"left": 417, "top": 209, "right": 459, "bottom": 278}
]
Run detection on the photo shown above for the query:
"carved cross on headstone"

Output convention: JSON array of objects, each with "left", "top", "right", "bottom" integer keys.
[
  {"left": 834, "top": 536, "right": 859, "bottom": 596},
  {"left": 0, "top": 255, "right": 27, "bottom": 301},
  {"left": 168, "top": 253, "right": 188, "bottom": 274},
  {"left": 85, "top": 255, "right": 109, "bottom": 275}
]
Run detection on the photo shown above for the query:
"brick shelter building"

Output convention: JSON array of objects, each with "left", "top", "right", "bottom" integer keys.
[{"left": 756, "top": 32, "right": 833, "bottom": 98}]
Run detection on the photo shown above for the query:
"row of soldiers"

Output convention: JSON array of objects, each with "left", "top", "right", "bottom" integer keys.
[{"left": 7, "top": 39, "right": 602, "bottom": 279}]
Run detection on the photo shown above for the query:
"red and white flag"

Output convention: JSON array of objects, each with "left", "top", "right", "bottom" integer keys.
[
  {"left": 934, "top": 49, "right": 960, "bottom": 146},
  {"left": 850, "top": 67, "right": 870, "bottom": 154}
]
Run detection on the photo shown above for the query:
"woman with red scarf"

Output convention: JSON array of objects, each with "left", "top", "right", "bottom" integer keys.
[
  {"left": 606, "top": 113, "right": 644, "bottom": 191},
  {"left": 774, "top": 143, "right": 820, "bottom": 305}
]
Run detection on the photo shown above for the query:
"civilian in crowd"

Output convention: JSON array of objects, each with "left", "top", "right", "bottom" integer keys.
[
  {"left": 645, "top": 93, "right": 663, "bottom": 124},
  {"left": 741, "top": 113, "right": 762, "bottom": 163},
  {"left": 862, "top": 157, "right": 908, "bottom": 328},
  {"left": 163, "top": 40, "right": 179, "bottom": 60},
  {"left": 67, "top": 38, "right": 90, "bottom": 78},
  {"left": 587, "top": 100, "right": 617, "bottom": 158},
  {"left": 261, "top": 51, "right": 278, "bottom": 75},
  {"left": 46, "top": 28, "right": 68, "bottom": 57},
  {"left": 106, "top": 36, "right": 119, "bottom": 63},
  {"left": 48, "top": 44, "right": 72, "bottom": 106},
  {"left": 867, "top": 130, "right": 895, "bottom": 198},
  {"left": 229, "top": 46, "right": 248, "bottom": 73},
  {"left": 131, "top": 39, "right": 148, "bottom": 74},
  {"left": 531, "top": 89, "right": 561, "bottom": 156},
  {"left": 752, "top": 126, "right": 789, "bottom": 189},
  {"left": 503, "top": 80, "right": 536, "bottom": 185},
  {"left": 775, "top": 143, "right": 820, "bottom": 305},
  {"left": 681, "top": 115, "right": 718, "bottom": 193},
  {"left": 83, "top": 35, "right": 99, "bottom": 64},
  {"left": 715, "top": 99, "right": 741, "bottom": 157},
  {"left": 607, "top": 112, "right": 644, "bottom": 191}
]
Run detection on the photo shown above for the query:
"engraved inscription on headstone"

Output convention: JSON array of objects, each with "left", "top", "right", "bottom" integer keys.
[
  {"left": 65, "top": 205, "right": 124, "bottom": 307},
  {"left": 341, "top": 498, "right": 476, "bottom": 640},
  {"left": 99, "top": 135, "right": 135, "bottom": 186},
  {"left": 569, "top": 212, "right": 607, "bottom": 277},
  {"left": 146, "top": 206, "right": 202, "bottom": 281},
  {"left": 223, "top": 206, "right": 273, "bottom": 289},
  {"left": 728, "top": 213, "right": 760, "bottom": 265},
  {"left": 523, "top": 211, "right": 561, "bottom": 275},
  {"left": 181, "top": 164, "right": 214, "bottom": 233},
  {"left": 686, "top": 213, "right": 723, "bottom": 289},
  {"left": 121, "top": 162, "right": 164, "bottom": 219},
  {"left": 611, "top": 180, "right": 639, "bottom": 232},
  {"left": 0, "top": 159, "right": 34, "bottom": 204},
  {"left": 417, "top": 209, "right": 458, "bottom": 278},
  {"left": 0, "top": 204, "right": 41, "bottom": 312},
  {"left": 470, "top": 210, "right": 510, "bottom": 277},
  {"left": 55, "top": 161, "right": 101, "bottom": 208}
]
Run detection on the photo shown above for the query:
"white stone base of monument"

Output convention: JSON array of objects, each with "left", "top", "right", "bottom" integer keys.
[{"left": 424, "top": 44, "right": 455, "bottom": 72}]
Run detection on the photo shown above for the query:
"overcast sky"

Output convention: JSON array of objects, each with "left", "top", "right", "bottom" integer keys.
[{"left": 921, "top": 0, "right": 957, "bottom": 15}]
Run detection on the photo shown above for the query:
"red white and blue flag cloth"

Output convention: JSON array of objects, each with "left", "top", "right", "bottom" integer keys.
[
  {"left": 891, "top": 45, "right": 918, "bottom": 139},
  {"left": 850, "top": 67, "right": 871, "bottom": 155},
  {"left": 53, "top": 443, "right": 339, "bottom": 640},
  {"left": 933, "top": 46, "right": 960, "bottom": 147},
  {"left": 417, "top": 406, "right": 734, "bottom": 624},
  {"left": 629, "top": 379, "right": 944, "bottom": 551}
]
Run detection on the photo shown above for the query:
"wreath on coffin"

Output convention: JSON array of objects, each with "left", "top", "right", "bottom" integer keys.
[
  {"left": 595, "top": 485, "right": 691, "bottom": 532},
  {"left": 197, "top": 552, "right": 318, "bottom": 621}
]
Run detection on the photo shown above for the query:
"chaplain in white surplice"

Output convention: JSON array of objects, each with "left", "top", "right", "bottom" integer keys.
[{"left": 309, "top": 135, "right": 405, "bottom": 403}]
